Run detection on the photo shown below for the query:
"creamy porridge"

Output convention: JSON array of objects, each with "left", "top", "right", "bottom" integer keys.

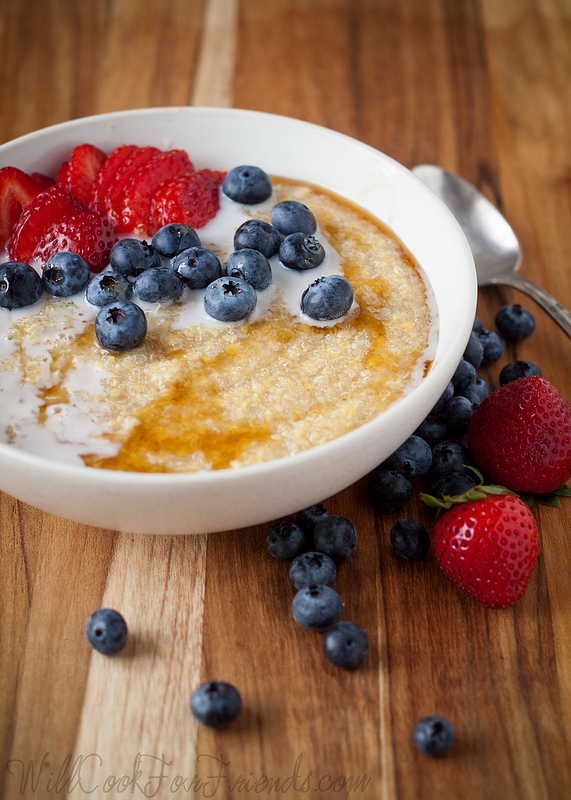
[{"left": 0, "top": 179, "right": 435, "bottom": 472}]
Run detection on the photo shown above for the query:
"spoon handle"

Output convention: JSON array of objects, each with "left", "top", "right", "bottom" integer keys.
[{"left": 489, "top": 274, "right": 571, "bottom": 339}]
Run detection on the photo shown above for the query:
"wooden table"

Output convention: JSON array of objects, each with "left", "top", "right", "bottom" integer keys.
[{"left": 1, "top": 1, "right": 570, "bottom": 798}]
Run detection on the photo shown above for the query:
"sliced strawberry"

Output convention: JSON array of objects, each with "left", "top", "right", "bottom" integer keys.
[
  {"left": 33, "top": 210, "right": 118, "bottom": 273},
  {"left": 118, "top": 149, "right": 194, "bottom": 235},
  {"left": 0, "top": 166, "right": 46, "bottom": 247},
  {"left": 65, "top": 144, "right": 108, "bottom": 207},
  {"left": 90, "top": 144, "right": 139, "bottom": 215},
  {"left": 31, "top": 173, "right": 56, "bottom": 191},
  {"left": 102, "top": 146, "right": 160, "bottom": 229},
  {"left": 7, "top": 184, "right": 84, "bottom": 263},
  {"left": 149, "top": 169, "right": 225, "bottom": 234}
]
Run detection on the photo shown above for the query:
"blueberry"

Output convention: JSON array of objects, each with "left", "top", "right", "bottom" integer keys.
[
  {"left": 499, "top": 359, "right": 542, "bottom": 385},
  {"left": 279, "top": 233, "right": 325, "bottom": 271},
  {"left": 291, "top": 584, "right": 343, "bottom": 631},
  {"left": 451, "top": 358, "right": 477, "bottom": 392},
  {"left": 109, "top": 239, "right": 160, "bottom": 278},
  {"left": 414, "top": 416, "right": 448, "bottom": 448},
  {"left": 222, "top": 165, "right": 272, "bottom": 204},
  {"left": 266, "top": 520, "right": 308, "bottom": 560},
  {"left": 370, "top": 469, "right": 412, "bottom": 513},
  {"left": 271, "top": 200, "right": 317, "bottom": 236},
  {"left": 390, "top": 519, "right": 430, "bottom": 560},
  {"left": 226, "top": 248, "right": 272, "bottom": 290},
  {"left": 296, "top": 504, "right": 329, "bottom": 540},
  {"left": 85, "top": 608, "right": 128, "bottom": 655},
  {"left": 430, "top": 441, "right": 472, "bottom": 476},
  {"left": 95, "top": 300, "right": 147, "bottom": 351},
  {"left": 413, "top": 716, "right": 455, "bottom": 757},
  {"left": 0, "top": 261, "right": 43, "bottom": 309},
  {"left": 301, "top": 275, "right": 354, "bottom": 320},
  {"left": 233, "top": 219, "right": 281, "bottom": 258},
  {"left": 472, "top": 315, "right": 483, "bottom": 334},
  {"left": 42, "top": 251, "right": 90, "bottom": 297},
  {"left": 428, "top": 470, "right": 477, "bottom": 498},
  {"left": 457, "top": 376, "right": 489, "bottom": 406},
  {"left": 289, "top": 551, "right": 337, "bottom": 589},
  {"left": 172, "top": 246, "right": 222, "bottom": 290},
  {"left": 323, "top": 621, "right": 369, "bottom": 669},
  {"left": 444, "top": 395, "right": 474, "bottom": 436},
  {"left": 479, "top": 328, "right": 505, "bottom": 366},
  {"left": 463, "top": 331, "right": 484, "bottom": 369},
  {"left": 133, "top": 267, "right": 183, "bottom": 303},
  {"left": 430, "top": 382, "right": 454, "bottom": 416},
  {"left": 383, "top": 435, "right": 432, "bottom": 478},
  {"left": 204, "top": 277, "right": 257, "bottom": 322},
  {"left": 151, "top": 223, "right": 201, "bottom": 257},
  {"left": 313, "top": 515, "right": 357, "bottom": 563},
  {"left": 495, "top": 303, "right": 536, "bottom": 341},
  {"left": 85, "top": 271, "right": 131, "bottom": 307},
  {"left": 190, "top": 681, "right": 242, "bottom": 729}
]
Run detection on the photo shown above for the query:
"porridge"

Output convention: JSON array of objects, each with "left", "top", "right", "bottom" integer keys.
[{"left": 0, "top": 169, "right": 435, "bottom": 472}]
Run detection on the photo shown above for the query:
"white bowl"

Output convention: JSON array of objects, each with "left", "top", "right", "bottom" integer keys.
[{"left": 0, "top": 107, "right": 476, "bottom": 534}]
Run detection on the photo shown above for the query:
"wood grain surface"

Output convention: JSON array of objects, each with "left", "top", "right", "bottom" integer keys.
[{"left": 1, "top": 1, "right": 570, "bottom": 798}]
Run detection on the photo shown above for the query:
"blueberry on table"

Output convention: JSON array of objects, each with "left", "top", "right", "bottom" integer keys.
[
  {"left": 413, "top": 716, "right": 455, "bottom": 757},
  {"left": 152, "top": 223, "right": 201, "bottom": 257},
  {"left": 190, "top": 680, "right": 242, "bottom": 729},
  {"left": 266, "top": 520, "right": 308, "bottom": 560},
  {"left": 42, "top": 251, "right": 90, "bottom": 297},
  {"left": 383, "top": 435, "right": 433, "bottom": 479},
  {"left": 292, "top": 584, "right": 343, "bottom": 631},
  {"left": 95, "top": 300, "right": 147, "bottom": 351},
  {"left": 289, "top": 551, "right": 337, "bottom": 589},
  {"left": 495, "top": 303, "right": 536, "bottom": 341},
  {"left": 430, "top": 381, "right": 454, "bottom": 416},
  {"left": 390, "top": 519, "right": 431, "bottom": 560},
  {"left": 172, "top": 246, "right": 222, "bottom": 289},
  {"left": 430, "top": 440, "right": 472, "bottom": 476},
  {"left": 222, "top": 165, "right": 272, "bottom": 204},
  {"left": 457, "top": 376, "right": 489, "bottom": 406},
  {"left": 109, "top": 238, "right": 160, "bottom": 277},
  {"left": 323, "top": 621, "right": 369, "bottom": 669},
  {"left": 451, "top": 358, "right": 477, "bottom": 392},
  {"left": 0, "top": 261, "right": 43, "bottom": 309},
  {"left": 414, "top": 416, "right": 448, "bottom": 448},
  {"left": 370, "top": 469, "right": 412, "bottom": 514},
  {"left": 499, "top": 359, "right": 542, "bottom": 385},
  {"left": 463, "top": 330, "right": 484, "bottom": 368},
  {"left": 301, "top": 275, "right": 354, "bottom": 320},
  {"left": 444, "top": 395, "right": 474, "bottom": 436},
  {"left": 479, "top": 328, "right": 505, "bottom": 365},
  {"left": 428, "top": 470, "right": 477, "bottom": 499},
  {"left": 279, "top": 233, "right": 325, "bottom": 271},
  {"left": 233, "top": 219, "right": 281, "bottom": 258},
  {"left": 133, "top": 267, "right": 183, "bottom": 303},
  {"left": 296, "top": 504, "right": 329, "bottom": 539},
  {"left": 204, "top": 276, "right": 257, "bottom": 322},
  {"left": 313, "top": 515, "right": 357, "bottom": 563},
  {"left": 226, "top": 248, "right": 272, "bottom": 290},
  {"left": 85, "top": 608, "right": 128, "bottom": 655},
  {"left": 86, "top": 271, "right": 131, "bottom": 307},
  {"left": 271, "top": 200, "right": 317, "bottom": 236}
]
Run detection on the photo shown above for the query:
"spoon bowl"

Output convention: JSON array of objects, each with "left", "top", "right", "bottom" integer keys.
[{"left": 413, "top": 164, "right": 571, "bottom": 338}]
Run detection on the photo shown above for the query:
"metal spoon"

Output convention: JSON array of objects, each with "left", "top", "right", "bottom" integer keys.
[{"left": 412, "top": 163, "right": 571, "bottom": 339}]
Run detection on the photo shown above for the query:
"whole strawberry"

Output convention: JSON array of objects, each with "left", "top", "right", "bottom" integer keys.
[
  {"left": 467, "top": 376, "right": 571, "bottom": 494},
  {"left": 431, "top": 491, "right": 539, "bottom": 608}
]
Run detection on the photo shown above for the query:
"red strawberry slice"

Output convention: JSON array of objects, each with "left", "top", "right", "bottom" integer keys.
[
  {"left": 149, "top": 169, "right": 225, "bottom": 234},
  {"left": 468, "top": 376, "right": 571, "bottom": 493},
  {"left": 432, "top": 493, "right": 539, "bottom": 608},
  {"left": 118, "top": 149, "right": 194, "bottom": 235},
  {"left": 7, "top": 183, "right": 84, "bottom": 263},
  {"left": 0, "top": 166, "right": 46, "bottom": 247},
  {"left": 31, "top": 173, "right": 56, "bottom": 191},
  {"left": 102, "top": 146, "right": 160, "bottom": 229},
  {"left": 65, "top": 144, "right": 107, "bottom": 207},
  {"left": 90, "top": 144, "right": 139, "bottom": 215},
  {"left": 57, "top": 161, "right": 70, "bottom": 185},
  {"left": 33, "top": 210, "right": 118, "bottom": 273}
]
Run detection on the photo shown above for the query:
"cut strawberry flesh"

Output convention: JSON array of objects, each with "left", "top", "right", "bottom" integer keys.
[
  {"left": 0, "top": 166, "right": 47, "bottom": 247},
  {"left": 7, "top": 183, "right": 84, "bottom": 263},
  {"left": 102, "top": 147, "right": 161, "bottom": 230},
  {"left": 66, "top": 144, "right": 107, "bottom": 207},
  {"left": 90, "top": 144, "right": 139, "bottom": 215},
  {"left": 149, "top": 169, "right": 225, "bottom": 234},
  {"left": 118, "top": 149, "right": 194, "bottom": 235}
]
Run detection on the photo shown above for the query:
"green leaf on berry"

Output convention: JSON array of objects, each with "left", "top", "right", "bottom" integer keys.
[{"left": 553, "top": 484, "right": 571, "bottom": 496}]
